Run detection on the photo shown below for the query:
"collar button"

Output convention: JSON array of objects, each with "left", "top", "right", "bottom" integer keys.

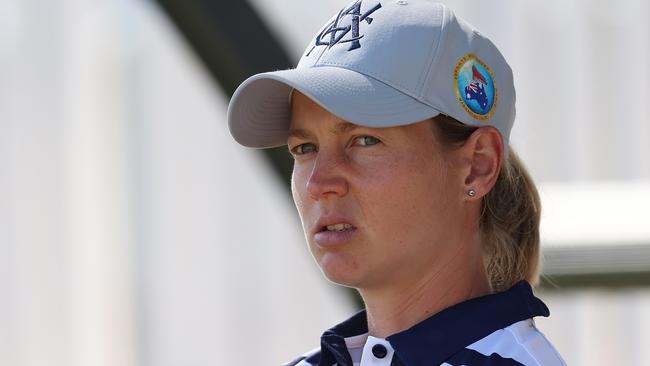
[{"left": 372, "top": 344, "right": 388, "bottom": 359}]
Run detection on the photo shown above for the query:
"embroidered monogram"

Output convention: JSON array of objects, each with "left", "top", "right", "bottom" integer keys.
[{"left": 306, "top": 1, "right": 382, "bottom": 56}]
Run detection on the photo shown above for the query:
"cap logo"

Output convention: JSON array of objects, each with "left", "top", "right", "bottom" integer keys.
[
  {"left": 454, "top": 54, "right": 497, "bottom": 120},
  {"left": 306, "top": 1, "right": 382, "bottom": 56}
]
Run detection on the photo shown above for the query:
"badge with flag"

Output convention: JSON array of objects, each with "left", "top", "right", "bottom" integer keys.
[{"left": 454, "top": 54, "right": 497, "bottom": 120}]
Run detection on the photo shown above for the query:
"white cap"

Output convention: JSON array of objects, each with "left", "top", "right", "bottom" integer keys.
[{"left": 227, "top": 0, "right": 515, "bottom": 150}]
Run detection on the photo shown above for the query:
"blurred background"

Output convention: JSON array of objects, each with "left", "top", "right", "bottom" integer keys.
[{"left": 1, "top": 0, "right": 649, "bottom": 365}]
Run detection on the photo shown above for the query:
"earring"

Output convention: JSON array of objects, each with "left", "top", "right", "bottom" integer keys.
[{"left": 468, "top": 189, "right": 476, "bottom": 197}]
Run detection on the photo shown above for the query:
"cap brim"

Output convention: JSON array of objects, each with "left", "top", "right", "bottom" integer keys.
[{"left": 227, "top": 66, "right": 441, "bottom": 148}]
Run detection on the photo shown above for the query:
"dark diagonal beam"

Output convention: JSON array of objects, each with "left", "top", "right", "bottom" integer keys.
[{"left": 155, "top": 0, "right": 295, "bottom": 186}]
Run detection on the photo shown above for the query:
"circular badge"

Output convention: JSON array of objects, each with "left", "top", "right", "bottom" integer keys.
[{"left": 454, "top": 54, "right": 497, "bottom": 120}]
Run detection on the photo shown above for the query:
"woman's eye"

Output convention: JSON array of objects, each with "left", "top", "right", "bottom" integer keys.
[
  {"left": 355, "top": 135, "right": 381, "bottom": 146},
  {"left": 292, "top": 143, "right": 318, "bottom": 155}
]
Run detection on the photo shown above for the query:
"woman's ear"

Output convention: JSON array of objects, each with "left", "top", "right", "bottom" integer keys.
[{"left": 459, "top": 126, "right": 504, "bottom": 200}]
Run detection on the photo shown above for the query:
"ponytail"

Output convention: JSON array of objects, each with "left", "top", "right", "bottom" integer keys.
[{"left": 481, "top": 149, "right": 541, "bottom": 291}]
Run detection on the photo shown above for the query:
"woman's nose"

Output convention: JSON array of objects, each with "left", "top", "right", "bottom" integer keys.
[{"left": 306, "top": 153, "right": 349, "bottom": 200}]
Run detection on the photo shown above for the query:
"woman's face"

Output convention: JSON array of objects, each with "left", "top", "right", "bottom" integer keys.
[{"left": 289, "top": 91, "right": 466, "bottom": 290}]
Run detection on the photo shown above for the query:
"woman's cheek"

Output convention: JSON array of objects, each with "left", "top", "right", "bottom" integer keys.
[
  {"left": 290, "top": 167, "right": 311, "bottom": 219},
  {"left": 350, "top": 151, "right": 400, "bottom": 179}
]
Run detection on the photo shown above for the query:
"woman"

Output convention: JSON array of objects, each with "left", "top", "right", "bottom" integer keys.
[{"left": 228, "top": 1, "right": 566, "bottom": 365}]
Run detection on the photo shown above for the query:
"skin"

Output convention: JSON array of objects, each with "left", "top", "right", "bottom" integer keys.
[{"left": 288, "top": 90, "right": 504, "bottom": 338}]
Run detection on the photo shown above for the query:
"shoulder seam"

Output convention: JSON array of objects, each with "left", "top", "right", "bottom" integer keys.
[
  {"left": 504, "top": 326, "right": 542, "bottom": 366},
  {"left": 530, "top": 323, "right": 568, "bottom": 365},
  {"left": 504, "top": 322, "right": 566, "bottom": 366}
]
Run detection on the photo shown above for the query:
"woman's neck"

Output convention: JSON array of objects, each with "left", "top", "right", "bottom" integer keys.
[{"left": 359, "top": 247, "right": 491, "bottom": 338}]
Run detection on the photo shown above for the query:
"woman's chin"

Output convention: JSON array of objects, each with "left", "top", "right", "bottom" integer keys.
[{"left": 315, "top": 251, "right": 364, "bottom": 288}]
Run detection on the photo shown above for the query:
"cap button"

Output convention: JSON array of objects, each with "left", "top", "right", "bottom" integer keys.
[{"left": 372, "top": 344, "right": 388, "bottom": 359}]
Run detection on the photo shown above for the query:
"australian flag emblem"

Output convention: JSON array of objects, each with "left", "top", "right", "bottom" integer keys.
[{"left": 465, "top": 65, "right": 489, "bottom": 111}]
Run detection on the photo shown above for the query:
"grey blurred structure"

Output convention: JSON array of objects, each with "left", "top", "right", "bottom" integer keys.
[{"left": 1, "top": 0, "right": 649, "bottom": 365}]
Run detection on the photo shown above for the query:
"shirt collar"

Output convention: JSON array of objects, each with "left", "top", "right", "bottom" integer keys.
[
  {"left": 318, "top": 281, "right": 549, "bottom": 366},
  {"left": 319, "top": 309, "right": 368, "bottom": 365}
]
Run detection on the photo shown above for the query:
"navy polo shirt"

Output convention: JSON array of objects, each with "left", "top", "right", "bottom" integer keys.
[{"left": 285, "top": 281, "right": 566, "bottom": 366}]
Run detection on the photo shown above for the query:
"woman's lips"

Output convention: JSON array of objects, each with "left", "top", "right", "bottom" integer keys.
[{"left": 314, "top": 227, "right": 358, "bottom": 246}]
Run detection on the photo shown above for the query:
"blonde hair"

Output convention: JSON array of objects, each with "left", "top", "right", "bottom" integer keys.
[{"left": 431, "top": 115, "right": 541, "bottom": 292}]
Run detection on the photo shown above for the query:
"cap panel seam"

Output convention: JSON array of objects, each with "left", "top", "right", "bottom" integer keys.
[
  {"left": 312, "top": 44, "right": 328, "bottom": 65},
  {"left": 417, "top": 5, "right": 447, "bottom": 97}
]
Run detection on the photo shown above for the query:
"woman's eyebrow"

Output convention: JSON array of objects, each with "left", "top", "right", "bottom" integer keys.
[
  {"left": 287, "top": 128, "right": 313, "bottom": 140},
  {"left": 333, "top": 121, "right": 359, "bottom": 135}
]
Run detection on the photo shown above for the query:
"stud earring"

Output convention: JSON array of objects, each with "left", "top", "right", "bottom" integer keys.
[{"left": 468, "top": 189, "right": 476, "bottom": 197}]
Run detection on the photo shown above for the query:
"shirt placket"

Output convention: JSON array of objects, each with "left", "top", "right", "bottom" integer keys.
[{"left": 359, "top": 336, "right": 395, "bottom": 366}]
